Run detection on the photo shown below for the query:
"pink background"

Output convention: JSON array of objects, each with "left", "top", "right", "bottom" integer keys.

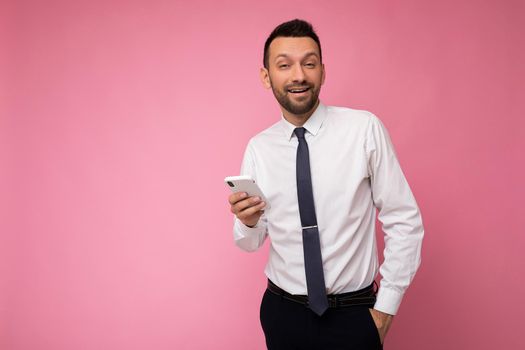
[{"left": 2, "top": 0, "right": 524, "bottom": 349}]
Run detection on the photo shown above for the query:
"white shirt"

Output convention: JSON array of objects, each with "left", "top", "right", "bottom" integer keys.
[{"left": 233, "top": 101, "right": 424, "bottom": 315}]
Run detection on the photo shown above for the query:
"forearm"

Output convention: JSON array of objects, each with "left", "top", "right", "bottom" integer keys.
[
  {"left": 233, "top": 216, "right": 268, "bottom": 252},
  {"left": 375, "top": 202, "right": 424, "bottom": 315}
]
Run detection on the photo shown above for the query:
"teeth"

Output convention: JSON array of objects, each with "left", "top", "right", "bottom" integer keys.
[{"left": 289, "top": 88, "right": 308, "bottom": 93}]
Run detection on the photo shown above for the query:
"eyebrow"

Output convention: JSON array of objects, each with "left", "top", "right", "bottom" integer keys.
[{"left": 274, "top": 51, "right": 319, "bottom": 62}]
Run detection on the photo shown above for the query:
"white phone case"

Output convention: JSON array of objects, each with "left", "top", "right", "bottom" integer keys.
[{"left": 224, "top": 175, "right": 270, "bottom": 210}]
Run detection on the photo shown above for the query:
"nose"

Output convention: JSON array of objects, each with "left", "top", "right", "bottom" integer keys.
[{"left": 290, "top": 63, "right": 306, "bottom": 83}]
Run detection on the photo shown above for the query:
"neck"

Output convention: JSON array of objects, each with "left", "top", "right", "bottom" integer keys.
[{"left": 281, "top": 99, "right": 320, "bottom": 126}]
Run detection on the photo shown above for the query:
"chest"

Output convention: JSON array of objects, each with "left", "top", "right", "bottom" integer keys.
[{"left": 255, "top": 132, "right": 369, "bottom": 212}]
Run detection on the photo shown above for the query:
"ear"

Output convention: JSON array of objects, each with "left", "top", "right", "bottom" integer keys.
[
  {"left": 260, "top": 67, "right": 271, "bottom": 89},
  {"left": 321, "top": 63, "right": 326, "bottom": 85}
]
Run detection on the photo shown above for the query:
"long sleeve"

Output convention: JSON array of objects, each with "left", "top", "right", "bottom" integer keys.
[
  {"left": 366, "top": 114, "right": 424, "bottom": 315},
  {"left": 232, "top": 141, "right": 269, "bottom": 252}
]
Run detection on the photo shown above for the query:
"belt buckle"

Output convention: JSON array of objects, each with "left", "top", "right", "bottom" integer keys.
[{"left": 327, "top": 296, "right": 338, "bottom": 308}]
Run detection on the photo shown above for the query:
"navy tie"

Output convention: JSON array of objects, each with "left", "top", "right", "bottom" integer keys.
[{"left": 294, "top": 127, "right": 329, "bottom": 316}]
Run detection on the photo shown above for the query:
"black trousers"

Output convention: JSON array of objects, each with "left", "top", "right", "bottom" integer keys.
[{"left": 260, "top": 288, "right": 383, "bottom": 350}]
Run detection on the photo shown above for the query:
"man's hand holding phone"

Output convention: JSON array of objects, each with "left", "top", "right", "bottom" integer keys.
[{"left": 228, "top": 192, "right": 266, "bottom": 228}]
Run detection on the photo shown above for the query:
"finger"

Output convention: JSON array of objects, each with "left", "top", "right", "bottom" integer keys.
[
  {"left": 228, "top": 191, "right": 248, "bottom": 205},
  {"left": 232, "top": 196, "right": 262, "bottom": 214},
  {"left": 237, "top": 203, "right": 265, "bottom": 222},
  {"left": 232, "top": 196, "right": 262, "bottom": 215},
  {"left": 237, "top": 201, "right": 266, "bottom": 219}
]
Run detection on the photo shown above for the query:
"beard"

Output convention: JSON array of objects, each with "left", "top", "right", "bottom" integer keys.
[{"left": 269, "top": 78, "right": 321, "bottom": 116}]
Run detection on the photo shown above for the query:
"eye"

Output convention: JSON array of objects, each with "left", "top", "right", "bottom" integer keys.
[
  {"left": 305, "top": 63, "right": 316, "bottom": 68},
  {"left": 279, "top": 64, "right": 290, "bottom": 69}
]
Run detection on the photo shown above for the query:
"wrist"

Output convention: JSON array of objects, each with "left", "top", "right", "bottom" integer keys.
[
  {"left": 370, "top": 308, "right": 393, "bottom": 327},
  {"left": 243, "top": 220, "right": 257, "bottom": 228}
]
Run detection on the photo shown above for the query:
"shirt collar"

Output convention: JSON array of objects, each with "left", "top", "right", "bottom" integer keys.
[{"left": 280, "top": 101, "right": 327, "bottom": 141}]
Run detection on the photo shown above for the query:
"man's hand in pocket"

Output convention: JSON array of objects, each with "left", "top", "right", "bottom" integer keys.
[{"left": 368, "top": 308, "right": 394, "bottom": 345}]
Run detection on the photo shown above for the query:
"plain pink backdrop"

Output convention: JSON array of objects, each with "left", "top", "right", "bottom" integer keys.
[{"left": 2, "top": 0, "right": 524, "bottom": 349}]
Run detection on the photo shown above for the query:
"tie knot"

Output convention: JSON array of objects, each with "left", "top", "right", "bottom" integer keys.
[{"left": 294, "top": 127, "right": 306, "bottom": 140}]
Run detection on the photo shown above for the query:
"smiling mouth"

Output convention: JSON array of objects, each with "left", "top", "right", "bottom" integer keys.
[{"left": 287, "top": 87, "right": 310, "bottom": 94}]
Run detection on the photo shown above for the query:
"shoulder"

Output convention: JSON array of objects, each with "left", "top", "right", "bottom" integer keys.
[
  {"left": 325, "top": 104, "right": 381, "bottom": 132},
  {"left": 246, "top": 120, "right": 284, "bottom": 150}
]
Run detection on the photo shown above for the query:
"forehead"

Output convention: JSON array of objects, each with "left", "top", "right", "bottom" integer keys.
[{"left": 268, "top": 37, "right": 320, "bottom": 60}]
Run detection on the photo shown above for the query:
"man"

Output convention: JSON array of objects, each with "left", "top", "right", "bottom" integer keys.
[{"left": 228, "top": 19, "right": 424, "bottom": 349}]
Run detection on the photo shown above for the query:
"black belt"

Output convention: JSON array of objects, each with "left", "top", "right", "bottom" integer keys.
[{"left": 267, "top": 279, "right": 377, "bottom": 309}]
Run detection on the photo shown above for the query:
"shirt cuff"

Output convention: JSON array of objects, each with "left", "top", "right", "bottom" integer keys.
[
  {"left": 233, "top": 217, "right": 266, "bottom": 240},
  {"left": 373, "top": 285, "right": 404, "bottom": 315}
]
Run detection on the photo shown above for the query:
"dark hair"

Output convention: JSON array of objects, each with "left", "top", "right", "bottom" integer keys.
[{"left": 263, "top": 19, "right": 322, "bottom": 69}]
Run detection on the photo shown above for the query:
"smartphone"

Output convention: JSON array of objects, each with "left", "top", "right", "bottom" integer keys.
[{"left": 224, "top": 175, "right": 270, "bottom": 210}]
